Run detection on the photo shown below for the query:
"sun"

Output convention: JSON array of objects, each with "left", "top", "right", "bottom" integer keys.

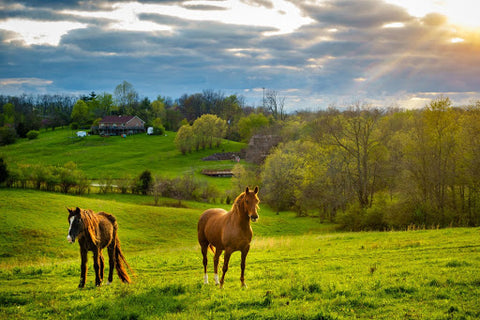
[
  {"left": 386, "top": 0, "right": 480, "bottom": 29},
  {"left": 440, "top": 0, "right": 480, "bottom": 29}
]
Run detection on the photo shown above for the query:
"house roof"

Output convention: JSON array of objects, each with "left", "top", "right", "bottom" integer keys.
[{"left": 100, "top": 115, "right": 145, "bottom": 124}]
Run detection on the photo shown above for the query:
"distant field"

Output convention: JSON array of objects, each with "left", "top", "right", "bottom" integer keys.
[
  {"left": 0, "top": 128, "right": 246, "bottom": 191},
  {"left": 1, "top": 189, "right": 479, "bottom": 319}
]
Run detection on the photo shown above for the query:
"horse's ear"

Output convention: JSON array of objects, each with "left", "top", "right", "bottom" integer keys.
[
  {"left": 245, "top": 186, "right": 250, "bottom": 194},
  {"left": 254, "top": 186, "right": 259, "bottom": 194},
  {"left": 75, "top": 207, "right": 81, "bottom": 215}
]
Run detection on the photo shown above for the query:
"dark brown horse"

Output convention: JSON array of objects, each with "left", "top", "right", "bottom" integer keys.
[
  {"left": 67, "top": 207, "right": 132, "bottom": 288},
  {"left": 197, "top": 186, "right": 260, "bottom": 288}
]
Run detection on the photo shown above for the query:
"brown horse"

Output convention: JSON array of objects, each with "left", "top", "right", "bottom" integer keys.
[
  {"left": 67, "top": 207, "right": 132, "bottom": 288},
  {"left": 197, "top": 186, "right": 260, "bottom": 288}
]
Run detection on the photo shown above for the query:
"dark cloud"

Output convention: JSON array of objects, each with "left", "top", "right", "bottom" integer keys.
[{"left": 302, "top": 0, "right": 412, "bottom": 29}]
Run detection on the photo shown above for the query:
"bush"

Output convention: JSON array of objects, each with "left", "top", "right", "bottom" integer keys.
[
  {"left": 26, "top": 130, "right": 39, "bottom": 140},
  {"left": 153, "top": 124, "right": 165, "bottom": 136},
  {"left": 0, "top": 158, "right": 8, "bottom": 185},
  {"left": 153, "top": 175, "right": 219, "bottom": 202},
  {"left": 0, "top": 125, "right": 16, "bottom": 146},
  {"left": 138, "top": 170, "right": 153, "bottom": 195},
  {"left": 336, "top": 203, "right": 365, "bottom": 231}
]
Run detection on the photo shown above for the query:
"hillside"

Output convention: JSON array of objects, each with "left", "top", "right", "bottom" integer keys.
[
  {"left": 0, "top": 128, "right": 246, "bottom": 191},
  {"left": 0, "top": 189, "right": 479, "bottom": 319}
]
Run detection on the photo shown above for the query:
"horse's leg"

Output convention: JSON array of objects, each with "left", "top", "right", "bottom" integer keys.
[
  {"left": 79, "top": 247, "right": 88, "bottom": 288},
  {"left": 240, "top": 245, "right": 250, "bottom": 287},
  {"left": 219, "top": 247, "right": 233, "bottom": 289},
  {"left": 93, "top": 249, "right": 102, "bottom": 287},
  {"left": 99, "top": 251, "right": 105, "bottom": 283},
  {"left": 107, "top": 245, "right": 115, "bottom": 284},
  {"left": 213, "top": 249, "right": 223, "bottom": 285},
  {"left": 201, "top": 244, "right": 209, "bottom": 284}
]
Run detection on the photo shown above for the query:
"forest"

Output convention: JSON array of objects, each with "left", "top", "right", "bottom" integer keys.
[{"left": 1, "top": 80, "right": 480, "bottom": 230}]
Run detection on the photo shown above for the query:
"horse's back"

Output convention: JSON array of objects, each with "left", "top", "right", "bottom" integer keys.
[
  {"left": 198, "top": 208, "right": 227, "bottom": 247},
  {"left": 96, "top": 212, "right": 116, "bottom": 248}
]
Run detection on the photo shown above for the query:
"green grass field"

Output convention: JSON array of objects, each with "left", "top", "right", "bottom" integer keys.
[
  {"left": 0, "top": 128, "right": 246, "bottom": 191},
  {"left": 1, "top": 189, "right": 479, "bottom": 319}
]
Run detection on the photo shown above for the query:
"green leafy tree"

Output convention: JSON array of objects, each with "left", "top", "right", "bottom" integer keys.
[
  {"left": 151, "top": 99, "right": 166, "bottom": 121},
  {"left": 2, "top": 103, "right": 15, "bottom": 125},
  {"left": 70, "top": 100, "right": 90, "bottom": 127},
  {"left": 238, "top": 113, "right": 270, "bottom": 142},
  {"left": 261, "top": 141, "right": 306, "bottom": 213},
  {"left": 192, "top": 114, "right": 227, "bottom": 149},
  {"left": 175, "top": 124, "right": 194, "bottom": 154}
]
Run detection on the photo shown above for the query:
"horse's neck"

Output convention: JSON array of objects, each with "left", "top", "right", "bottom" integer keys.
[{"left": 230, "top": 203, "right": 250, "bottom": 228}]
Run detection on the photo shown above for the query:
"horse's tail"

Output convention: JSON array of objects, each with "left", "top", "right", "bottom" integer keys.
[
  {"left": 208, "top": 244, "right": 215, "bottom": 254},
  {"left": 107, "top": 215, "right": 133, "bottom": 284},
  {"left": 114, "top": 236, "right": 132, "bottom": 283}
]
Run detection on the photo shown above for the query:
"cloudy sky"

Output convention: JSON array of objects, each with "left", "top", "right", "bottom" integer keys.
[{"left": 1, "top": 0, "right": 480, "bottom": 111}]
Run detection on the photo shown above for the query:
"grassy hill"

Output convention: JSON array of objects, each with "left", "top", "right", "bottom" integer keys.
[
  {"left": 1, "top": 189, "right": 479, "bottom": 319},
  {"left": 0, "top": 128, "right": 246, "bottom": 191}
]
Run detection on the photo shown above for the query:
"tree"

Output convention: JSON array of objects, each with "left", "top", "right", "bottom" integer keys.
[
  {"left": 321, "top": 105, "right": 386, "bottom": 209},
  {"left": 264, "top": 89, "right": 286, "bottom": 121},
  {"left": 403, "top": 97, "right": 459, "bottom": 224},
  {"left": 70, "top": 100, "right": 90, "bottom": 127},
  {"left": 261, "top": 141, "right": 306, "bottom": 213},
  {"left": 192, "top": 114, "right": 227, "bottom": 149},
  {"left": 175, "top": 124, "right": 194, "bottom": 154},
  {"left": 2, "top": 103, "right": 15, "bottom": 125},
  {"left": 237, "top": 113, "right": 270, "bottom": 142},
  {"left": 151, "top": 98, "right": 166, "bottom": 122},
  {"left": 114, "top": 81, "right": 139, "bottom": 114}
]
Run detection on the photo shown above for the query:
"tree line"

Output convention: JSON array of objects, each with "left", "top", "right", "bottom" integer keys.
[
  {"left": 253, "top": 97, "right": 480, "bottom": 230},
  {"left": 0, "top": 81, "right": 286, "bottom": 146}
]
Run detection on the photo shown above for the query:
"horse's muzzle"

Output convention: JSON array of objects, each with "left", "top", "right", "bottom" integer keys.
[
  {"left": 250, "top": 216, "right": 258, "bottom": 222},
  {"left": 67, "top": 235, "right": 75, "bottom": 244}
]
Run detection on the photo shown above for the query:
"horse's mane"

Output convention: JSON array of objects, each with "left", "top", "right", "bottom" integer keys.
[{"left": 80, "top": 209, "right": 100, "bottom": 245}]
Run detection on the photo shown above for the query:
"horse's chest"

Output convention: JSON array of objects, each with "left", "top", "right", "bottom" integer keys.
[{"left": 222, "top": 227, "right": 252, "bottom": 250}]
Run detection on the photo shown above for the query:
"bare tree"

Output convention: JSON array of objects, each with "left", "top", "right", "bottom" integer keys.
[{"left": 264, "top": 89, "right": 286, "bottom": 120}]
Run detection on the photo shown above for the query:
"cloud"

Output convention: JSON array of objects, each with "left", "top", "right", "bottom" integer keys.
[{"left": 0, "top": 0, "right": 480, "bottom": 110}]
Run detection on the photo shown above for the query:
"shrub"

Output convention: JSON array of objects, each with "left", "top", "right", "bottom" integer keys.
[
  {"left": 0, "top": 125, "right": 16, "bottom": 146},
  {"left": 138, "top": 170, "right": 153, "bottom": 195},
  {"left": 153, "top": 124, "right": 165, "bottom": 135},
  {"left": 0, "top": 158, "right": 8, "bottom": 185},
  {"left": 26, "top": 130, "right": 39, "bottom": 140}
]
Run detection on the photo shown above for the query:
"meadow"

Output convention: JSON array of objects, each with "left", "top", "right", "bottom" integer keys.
[
  {"left": 0, "top": 128, "right": 246, "bottom": 191},
  {"left": 1, "top": 189, "right": 479, "bottom": 319},
  {"left": 1, "top": 129, "right": 480, "bottom": 319}
]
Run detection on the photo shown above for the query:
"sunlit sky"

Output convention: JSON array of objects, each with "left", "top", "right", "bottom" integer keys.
[{"left": 1, "top": 0, "right": 480, "bottom": 110}]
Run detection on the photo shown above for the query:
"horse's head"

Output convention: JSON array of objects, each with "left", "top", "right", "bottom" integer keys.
[
  {"left": 243, "top": 186, "right": 260, "bottom": 222},
  {"left": 67, "top": 207, "right": 84, "bottom": 244}
]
